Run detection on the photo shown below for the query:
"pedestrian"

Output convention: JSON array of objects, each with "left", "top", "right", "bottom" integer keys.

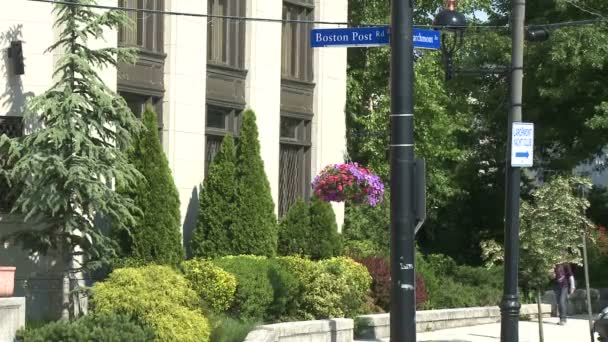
[{"left": 553, "top": 262, "right": 575, "bottom": 325}]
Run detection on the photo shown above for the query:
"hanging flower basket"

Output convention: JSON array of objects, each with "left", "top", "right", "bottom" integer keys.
[{"left": 312, "top": 163, "right": 384, "bottom": 206}]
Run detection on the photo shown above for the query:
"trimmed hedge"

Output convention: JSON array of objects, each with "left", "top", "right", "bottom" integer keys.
[
  {"left": 212, "top": 256, "right": 301, "bottom": 322},
  {"left": 181, "top": 258, "right": 237, "bottom": 314},
  {"left": 213, "top": 255, "right": 372, "bottom": 321},
  {"left": 91, "top": 265, "right": 211, "bottom": 342},
  {"left": 15, "top": 314, "right": 153, "bottom": 342}
]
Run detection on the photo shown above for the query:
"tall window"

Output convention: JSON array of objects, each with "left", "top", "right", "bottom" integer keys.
[
  {"left": 118, "top": 0, "right": 164, "bottom": 53},
  {"left": 121, "top": 93, "right": 163, "bottom": 142},
  {"left": 279, "top": 114, "right": 311, "bottom": 216},
  {"left": 207, "top": 0, "right": 246, "bottom": 68},
  {"left": 281, "top": 1, "right": 314, "bottom": 82},
  {"left": 0, "top": 116, "right": 23, "bottom": 212},
  {"left": 205, "top": 105, "right": 241, "bottom": 174}
]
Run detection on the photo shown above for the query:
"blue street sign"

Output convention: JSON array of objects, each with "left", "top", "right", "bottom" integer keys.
[
  {"left": 310, "top": 26, "right": 441, "bottom": 50},
  {"left": 311, "top": 27, "right": 390, "bottom": 48},
  {"left": 413, "top": 29, "right": 441, "bottom": 50}
]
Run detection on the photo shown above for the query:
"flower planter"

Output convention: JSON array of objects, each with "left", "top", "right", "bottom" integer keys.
[
  {"left": 0, "top": 266, "right": 16, "bottom": 297},
  {"left": 312, "top": 163, "right": 384, "bottom": 206}
]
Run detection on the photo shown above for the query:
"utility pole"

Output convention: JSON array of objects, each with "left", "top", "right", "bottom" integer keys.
[
  {"left": 500, "top": 0, "right": 526, "bottom": 341},
  {"left": 390, "top": 0, "right": 416, "bottom": 341}
]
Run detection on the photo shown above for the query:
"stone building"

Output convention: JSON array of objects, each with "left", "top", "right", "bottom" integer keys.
[{"left": 0, "top": 0, "right": 347, "bottom": 320}]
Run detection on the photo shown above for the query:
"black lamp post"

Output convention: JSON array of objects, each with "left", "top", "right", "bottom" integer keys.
[{"left": 433, "top": 0, "right": 466, "bottom": 81}]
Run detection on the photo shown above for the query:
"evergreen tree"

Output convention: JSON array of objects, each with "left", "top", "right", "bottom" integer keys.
[
  {"left": 191, "top": 134, "right": 238, "bottom": 258},
  {"left": 277, "top": 199, "right": 310, "bottom": 256},
  {"left": 0, "top": 0, "right": 141, "bottom": 319},
  {"left": 117, "top": 105, "right": 184, "bottom": 265},
  {"left": 308, "top": 197, "right": 341, "bottom": 260},
  {"left": 234, "top": 109, "right": 278, "bottom": 256}
]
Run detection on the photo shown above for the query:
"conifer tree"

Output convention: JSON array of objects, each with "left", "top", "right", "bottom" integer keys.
[
  {"left": 234, "top": 109, "right": 278, "bottom": 256},
  {"left": 309, "top": 197, "right": 341, "bottom": 260},
  {"left": 0, "top": 0, "right": 141, "bottom": 319},
  {"left": 277, "top": 199, "right": 310, "bottom": 256},
  {"left": 191, "top": 134, "right": 238, "bottom": 258},
  {"left": 117, "top": 105, "right": 184, "bottom": 265}
]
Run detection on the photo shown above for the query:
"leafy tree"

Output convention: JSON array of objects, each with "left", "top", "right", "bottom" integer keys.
[
  {"left": 308, "top": 197, "right": 341, "bottom": 260},
  {"left": 482, "top": 175, "right": 594, "bottom": 340},
  {"left": 191, "top": 135, "right": 238, "bottom": 258},
  {"left": 234, "top": 109, "right": 278, "bottom": 256},
  {"left": 278, "top": 198, "right": 341, "bottom": 260},
  {"left": 116, "top": 105, "right": 184, "bottom": 265},
  {"left": 278, "top": 199, "right": 310, "bottom": 257},
  {"left": 0, "top": 0, "right": 141, "bottom": 319}
]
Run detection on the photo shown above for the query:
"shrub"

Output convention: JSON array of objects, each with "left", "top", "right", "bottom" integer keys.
[
  {"left": 209, "top": 316, "right": 260, "bottom": 342},
  {"left": 342, "top": 194, "right": 390, "bottom": 255},
  {"left": 278, "top": 199, "right": 311, "bottom": 256},
  {"left": 213, "top": 256, "right": 301, "bottom": 322},
  {"left": 308, "top": 197, "right": 341, "bottom": 259},
  {"left": 354, "top": 256, "right": 428, "bottom": 311},
  {"left": 343, "top": 239, "right": 384, "bottom": 258},
  {"left": 181, "top": 259, "right": 237, "bottom": 314},
  {"left": 276, "top": 256, "right": 343, "bottom": 319},
  {"left": 319, "top": 257, "right": 372, "bottom": 317},
  {"left": 191, "top": 135, "right": 238, "bottom": 258},
  {"left": 234, "top": 109, "right": 278, "bottom": 256},
  {"left": 278, "top": 198, "right": 341, "bottom": 260},
  {"left": 416, "top": 252, "right": 502, "bottom": 309},
  {"left": 115, "top": 105, "right": 184, "bottom": 265},
  {"left": 91, "top": 265, "right": 210, "bottom": 342},
  {"left": 15, "top": 314, "right": 154, "bottom": 342}
]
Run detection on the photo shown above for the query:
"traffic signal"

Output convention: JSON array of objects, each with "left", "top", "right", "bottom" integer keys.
[{"left": 8, "top": 41, "right": 24, "bottom": 75}]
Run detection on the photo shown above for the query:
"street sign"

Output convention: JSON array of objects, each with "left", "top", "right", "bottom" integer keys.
[
  {"left": 311, "top": 27, "right": 389, "bottom": 48},
  {"left": 412, "top": 29, "right": 441, "bottom": 50},
  {"left": 511, "top": 122, "right": 534, "bottom": 167},
  {"left": 310, "top": 26, "right": 441, "bottom": 49}
]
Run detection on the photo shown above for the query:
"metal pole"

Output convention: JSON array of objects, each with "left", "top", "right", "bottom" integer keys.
[
  {"left": 500, "top": 0, "right": 525, "bottom": 341},
  {"left": 390, "top": 0, "right": 416, "bottom": 341},
  {"left": 582, "top": 231, "right": 595, "bottom": 342}
]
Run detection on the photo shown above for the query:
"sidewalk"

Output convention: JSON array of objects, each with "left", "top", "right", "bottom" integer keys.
[{"left": 416, "top": 316, "right": 598, "bottom": 342}]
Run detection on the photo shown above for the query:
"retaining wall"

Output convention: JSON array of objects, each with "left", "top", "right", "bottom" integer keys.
[
  {"left": 0, "top": 297, "right": 26, "bottom": 341},
  {"left": 354, "top": 304, "right": 551, "bottom": 340}
]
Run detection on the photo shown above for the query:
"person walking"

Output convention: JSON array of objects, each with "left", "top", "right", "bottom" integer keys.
[{"left": 554, "top": 263, "right": 575, "bottom": 325}]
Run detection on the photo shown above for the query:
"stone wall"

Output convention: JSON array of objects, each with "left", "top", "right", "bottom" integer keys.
[
  {"left": 543, "top": 288, "right": 608, "bottom": 315},
  {"left": 244, "top": 319, "right": 353, "bottom": 342},
  {"left": 355, "top": 304, "right": 551, "bottom": 340},
  {"left": 0, "top": 297, "right": 25, "bottom": 341}
]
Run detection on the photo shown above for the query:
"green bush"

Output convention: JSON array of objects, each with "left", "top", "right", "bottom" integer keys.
[
  {"left": 181, "top": 258, "right": 237, "bottom": 313},
  {"left": 209, "top": 316, "right": 260, "bottom": 342},
  {"left": 91, "top": 265, "right": 210, "bottom": 342},
  {"left": 416, "top": 252, "right": 502, "bottom": 309},
  {"left": 15, "top": 314, "right": 154, "bottom": 342},
  {"left": 319, "top": 257, "right": 372, "bottom": 317},
  {"left": 213, "top": 255, "right": 301, "bottom": 322},
  {"left": 278, "top": 199, "right": 311, "bottom": 256},
  {"left": 234, "top": 109, "right": 278, "bottom": 256},
  {"left": 115, "top": 105, "right": 184, "bottom": 265},
  {"left": 308, "top": 197, "right": 341, "bottom": 259},
  {"left": 276, "top": 256, "right": 343, "bottom": 319},
  {"left": 342, "top": 195, "right": 390, "bottom": 256},
  {"left": 191, "top": 135, "right": 239, "bottom": 258}
]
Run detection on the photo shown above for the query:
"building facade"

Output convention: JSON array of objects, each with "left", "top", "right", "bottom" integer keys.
[{"left": 0, "top": 0, "right": 347, "bottom": 320}]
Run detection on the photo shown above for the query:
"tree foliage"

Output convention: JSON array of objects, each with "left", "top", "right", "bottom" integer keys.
[
  {"left": 482, "top": 176, "right": 594, "bottom": 290},
  {"left": 191, "top": 134, "right": 238, "bottom": 258},
  {"left": 278, "top": 198, "right": 341, "bottom": 260},
  {"left": 0, "top": 0, "right": 141, "bottom": 318},
  {"left": 234, "top": 109, "right": 278, "bottom": 256},
  {"left": 116, "top": 105, "right": 184, "bottom": 265}
]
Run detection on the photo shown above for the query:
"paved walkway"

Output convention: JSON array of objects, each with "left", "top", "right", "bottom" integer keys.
[{"left": 416, "top": 316, "right": 598, "bottom": 342}]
